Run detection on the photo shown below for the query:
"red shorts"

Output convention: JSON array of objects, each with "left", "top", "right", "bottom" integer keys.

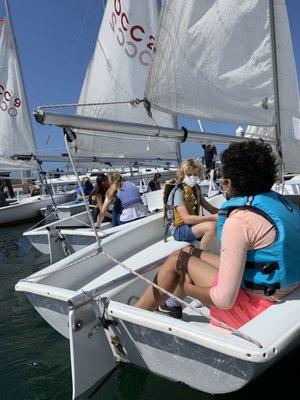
[{"left": 210, "top": 276, "right": 273, "bottom": 329}]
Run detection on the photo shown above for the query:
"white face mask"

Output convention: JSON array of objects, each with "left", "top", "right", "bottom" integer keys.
[{"left": 183, "top": 175, "right": 199, "bottom": 188}]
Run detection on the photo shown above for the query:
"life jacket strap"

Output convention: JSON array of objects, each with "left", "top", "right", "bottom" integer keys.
[
  {"left": 243, "top": 281, "right": 280, "bottom": 296},
  {"left": 164, "top": 220, "right": 172, "bottom": 242},
  {"left": 245, "top": 261, "right": 279, "bottom": 274}
]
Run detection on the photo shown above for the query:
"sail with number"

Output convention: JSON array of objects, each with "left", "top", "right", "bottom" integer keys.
[
  {"left": 145, "top": 0, "right": 300, "bottom": 172},
  {"left": 75, "top": 0, "right": 177, "bottom": 162},
  {"left": 0, "top": 17, "right": 37, "bottom": 171}
]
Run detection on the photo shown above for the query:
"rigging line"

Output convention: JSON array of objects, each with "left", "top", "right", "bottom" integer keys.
[
  {"left": 20, "top": 250, "right": 101, "bottom": 282},
  {"left": 64, "top": 134, "right": 100, "bottom": 245},
  {"left": 37, "top": 99, "right": 138, "bottom": 110},
  {"left": 99, "top": 249, "right": 263, "bottom": 349},
  {"left": 70, "top": 0, "right": 93, "bottom": 63},
  {"left": 36, "top": 162, "right": 59, "bottom": 212},
  {"left": 25, "top": 210, "right": 59, "bottom": 232}
]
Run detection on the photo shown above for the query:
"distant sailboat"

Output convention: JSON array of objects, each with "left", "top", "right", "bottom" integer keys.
[
  {"left": 0, "top": 4, "right": 74, "bottom": 225},
  {"left": 0, "top": 16, "right": 37, "bottom": 171},
  {"left": 16, "top": 1, "right": 300, "bottom": 399},
  {"left": 74, "top": 0, "right": 178, "bottom": 162}
]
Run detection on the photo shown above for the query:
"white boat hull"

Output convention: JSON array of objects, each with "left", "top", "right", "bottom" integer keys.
[
  {"left": 40, "top": 202, "right": 86, "bottom": 220},
  {"left": 15, "top": 193, "right": 300, "bottom": 397},
  {"left": 0, "top": 192, "right": 74, "bottom": 226}
]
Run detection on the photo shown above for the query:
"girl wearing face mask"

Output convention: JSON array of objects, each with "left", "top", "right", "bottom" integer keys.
[
  {"left": 89, "top": 174, "right": 112, "bottom": 227},
  {"left": 167, "top": 159, "right": 218, "bottom": 250}
]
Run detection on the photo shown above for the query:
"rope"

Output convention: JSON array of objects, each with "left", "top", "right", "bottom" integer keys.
[
  {"left": 21, "top": 249, "right": 101, "bottom": 282},
  {"left": 64, "top": 135, "right": 100, "bottom": 245},
  {"left": 36, "top": 162, "right": 58, "bottom": 210},
  {"left": 100, "top": 249, "right": 263, "bottom": 349},
  {"left": 37, "top": 99, "right": 140, "bottom": 110},
  {"left": 26, "top": 210, "right": 59, "bottom": 232}
]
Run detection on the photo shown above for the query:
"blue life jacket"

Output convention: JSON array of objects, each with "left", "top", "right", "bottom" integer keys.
[
  {"left": 217, "top": 190, "right": 300, "bottom": 296},
  {"left": 116, "top": 181, "right": 142, "bottom": 209}
]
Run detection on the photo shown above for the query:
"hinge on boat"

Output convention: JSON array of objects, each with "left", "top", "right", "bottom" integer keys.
[
  {"left": 88, "top": 297, "right": 127, "bottom": 361},
  {"left": 88, "top": 297, "right": 115, "bottom": 338}
]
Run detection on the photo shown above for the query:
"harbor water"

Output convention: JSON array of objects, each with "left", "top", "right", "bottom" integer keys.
[{"left": 0, "top": 221, "right": 298, "bottom": 400}]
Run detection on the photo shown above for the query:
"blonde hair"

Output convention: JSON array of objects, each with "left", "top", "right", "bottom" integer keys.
[
  {"left": 176, "top": 159, "right": 203, "bottom": 181},
  {"left": 106, "top": 171, "right": 123, "bottom": 201}
]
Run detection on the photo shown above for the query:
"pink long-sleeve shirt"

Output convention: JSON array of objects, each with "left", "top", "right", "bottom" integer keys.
[{"left": 210, "top": 209, "right": 296, "bottom": 310}]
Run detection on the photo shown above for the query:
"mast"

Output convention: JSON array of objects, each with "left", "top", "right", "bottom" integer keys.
[
  {"left": 269, "top": 0, "right": 283, "bottom": 181},
  {"left": 155, "top": 0, "right": 182, "bottom": 162}
]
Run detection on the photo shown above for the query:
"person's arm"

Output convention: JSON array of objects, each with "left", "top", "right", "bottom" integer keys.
[
  {"left": 183, "top": 283, "right": 213, "bottom": 307},
  {"left": 175, "top": 204, "right": 217, "bottom": 225},
  {"left": 173, "top": 188, "right": 217, "bottom": 224},
  {"left": 182, "top": 216, "right": 250, "bottom": 309},
  {"left": 209, "top": 216, "right": 250, "bottom": 309},
  {"left": 76, "top": 187, "right": 84, "bottom": 200},
  {"left": 97, "top": 196, "right": 112, "bottom": 219},
  {"left": 199, "top": 192, "right": 218, "bottom": 215},
  {"left": 96, "top": 198, "right": 111, "bottom": 227}
]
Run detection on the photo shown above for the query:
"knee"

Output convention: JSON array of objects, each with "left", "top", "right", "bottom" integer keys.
[
  {"left": 206, "top": 221, "right": 216, "bottom": 233},
  {"left": 169, "top": 250, "right": 181, "bottom": 262}
]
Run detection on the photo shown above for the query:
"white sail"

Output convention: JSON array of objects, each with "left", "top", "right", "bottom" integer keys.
[
  {"left": 146, "top": 0, "right": 276, "bottom": 125},
  {"left": 146, "top": 0, "right": 300, "bottom": 172},
  {"left": 75, "top": 0, "right": 177, "bottom": 161},
  {"left": 244, "top": 1, "right": 300, "bottom": 172},
  {"left": 0, "top": 17, "right": 37, "bottom": 171}
]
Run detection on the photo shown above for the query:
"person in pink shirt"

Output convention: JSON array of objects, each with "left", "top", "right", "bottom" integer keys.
[{"left": 136, "top": 141, "right": 300, "bottom": 329}]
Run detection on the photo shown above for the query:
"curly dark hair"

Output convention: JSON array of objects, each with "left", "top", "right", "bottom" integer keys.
[{"left": 220, "top": 141, "right": 278, "bottom": 196}]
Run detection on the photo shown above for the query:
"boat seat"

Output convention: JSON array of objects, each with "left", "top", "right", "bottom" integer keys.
[{"left": 80, "top": 236, "right": 195, "bottom": 293}]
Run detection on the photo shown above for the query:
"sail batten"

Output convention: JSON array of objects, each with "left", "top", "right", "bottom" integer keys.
[
  {"left": 75, "top": 0, "right": 177, "bottom": 161},
  {"left": 0, "top": 17, "right": 37, "bottom": 171}
]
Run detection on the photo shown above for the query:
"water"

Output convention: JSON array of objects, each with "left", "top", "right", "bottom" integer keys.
[{"left": 0, "top": 221, "right": 298, "bottom": 400}]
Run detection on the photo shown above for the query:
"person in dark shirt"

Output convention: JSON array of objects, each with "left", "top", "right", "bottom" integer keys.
[
  {"left": 89, "top": 174, "right": 111, "bottom": 224},
  {"left": 0, "top": 172, "right": 15, "bottom": 198},
  {"left": 75, "top": 177, "right": 94, "bottom": 203},
  {"left": 147, "top": 173, "right": 162, "bottom": 191},
  {"left": 201, "top": 141, "right": 217, "bottom": 174},
  {"left": 0, "top": 177, "right": 8, "bottom": 207},
  {"left": 31, "top": 185, "right": 42, "bottom": 197}
]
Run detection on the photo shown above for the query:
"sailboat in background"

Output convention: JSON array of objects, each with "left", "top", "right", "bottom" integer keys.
[
  {"left": 0, "top": 4, "right": 74, "bottom": 225},
  {"left": 75, "top": 0, "right": 178, "bottom": 162},
  {"left": 0, "top": 15, "right": 37, "bottom": 171},
  {"left": 16, "top": 1, "right": 300, "bottom": 398},
  {"left": 23, "top": 0, "right": 180, "bottom": 255}
]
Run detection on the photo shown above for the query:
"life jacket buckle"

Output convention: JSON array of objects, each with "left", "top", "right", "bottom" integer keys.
[
  {"left": 261, "top": 262, "right": 278, "bottom": 274},
  {"left": 263, "top": 286, "right": 277, "bottom": 296}
]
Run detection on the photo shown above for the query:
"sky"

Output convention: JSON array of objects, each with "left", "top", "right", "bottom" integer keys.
[{"left": 0, "top": 0, "right": 299, "bottom": 170}]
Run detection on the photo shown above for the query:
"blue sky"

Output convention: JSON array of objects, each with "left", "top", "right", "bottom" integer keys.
[{"left": 1, "top": 0, "right": 299, "bottom": 169}]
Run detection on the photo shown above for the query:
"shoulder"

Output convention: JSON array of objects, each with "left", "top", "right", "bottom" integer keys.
[
  {"left": 172, "top": 186, "right": 184, "bottom": 204},
  {"left": 225, "top": 208, "right": 275, "bottom": 246}
]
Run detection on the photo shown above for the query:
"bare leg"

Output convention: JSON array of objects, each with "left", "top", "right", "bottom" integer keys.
[
  {"left": 201, "top": 251, "right": 220, "bottom": 269},
  {"left": 135, "top": 250, "right": 181, "bottom": 310},
  {"left": 135, "top": 249, "right": 218, "bottom": 311},
  {"left": 169, "top": 246, "right": 206, "bottom": 302},
  {"left": 192, "top": 221, "right": 216, "bottom": 250}
]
